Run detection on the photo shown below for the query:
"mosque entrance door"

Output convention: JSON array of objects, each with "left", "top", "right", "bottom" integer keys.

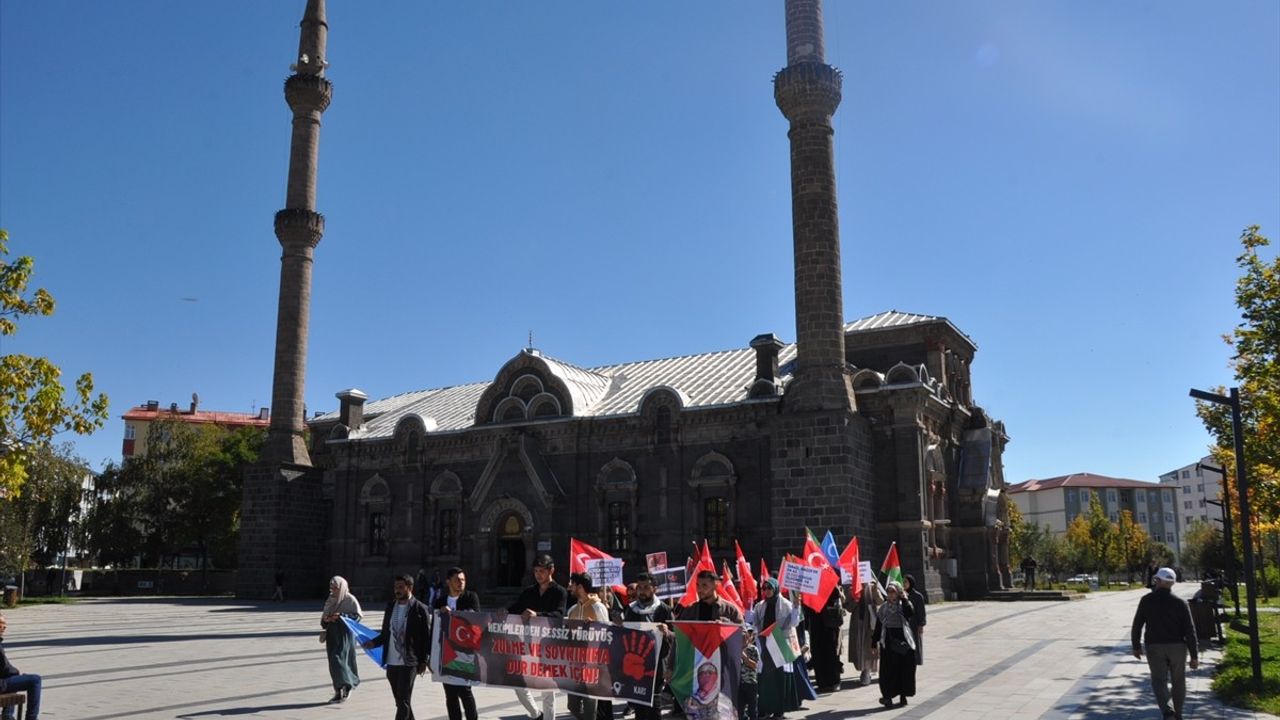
[{"left": 496, "top": 513, "right": 526, "bottom": 587}]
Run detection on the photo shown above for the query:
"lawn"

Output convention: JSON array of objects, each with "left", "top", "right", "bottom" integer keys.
[{"left": 1213, "top": 608, "right": 1280, "bottom": 714}]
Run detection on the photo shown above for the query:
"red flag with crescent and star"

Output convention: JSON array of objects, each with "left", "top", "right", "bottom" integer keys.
[
  {"left": 800, "top": 528, "right": 840, "bottom": 613},
  {"left": 734, "top": 541, "right": 757, "bottom": 609}
]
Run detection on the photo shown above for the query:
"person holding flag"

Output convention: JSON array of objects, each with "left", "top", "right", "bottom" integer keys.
[
  {"left": 430, "top": 567, "right": 481, "bottom": 720},
  {"left": 871, "top": 581, "right": 916, "bottom": 708},
  {"left": 750, "top": 578, "right": 801, "bottom": 719}
]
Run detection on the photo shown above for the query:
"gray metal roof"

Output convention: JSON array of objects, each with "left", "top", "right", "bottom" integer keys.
[
  {"left": 316, "top": 344, "right": 798, "bottom": 441},
  {"left": 843, "top": 310, "right": 941, "bottom": 332},
  {"left": 844, "top": 310, "right": 977, "bottom": 350}
]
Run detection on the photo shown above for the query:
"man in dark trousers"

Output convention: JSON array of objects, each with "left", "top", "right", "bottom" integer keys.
[
  {"left": 0, "top": 612, "right": 41, "bottom": 720},
  {"left": 508, "top": 554, "right": 568, "bottom": 720},
  {"left": 1132, "top": 567, "right": 1199, "bottom": 720},
  {"left": 364, "top": 574, "right": 431, "bottom": 720}
]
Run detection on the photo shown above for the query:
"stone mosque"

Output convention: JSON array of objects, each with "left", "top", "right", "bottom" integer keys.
[{"left": 238, "top": 0, "right": 1013, "bottom": 602}]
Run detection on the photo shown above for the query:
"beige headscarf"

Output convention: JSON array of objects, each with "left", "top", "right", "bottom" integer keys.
[{"left": 322, "top": 576, "right": 362, "bottom": 620}]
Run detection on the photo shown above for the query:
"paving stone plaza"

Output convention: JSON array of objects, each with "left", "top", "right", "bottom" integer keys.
[{"left": 3, "top": 584, "right": 1273, "bottom": 720}]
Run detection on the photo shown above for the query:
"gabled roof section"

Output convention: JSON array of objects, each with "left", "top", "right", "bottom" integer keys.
[
  {"left": 313, "top": 343, "right": 799, "bottom": 441},
  {"left": 1008, "top": 473, "right": 1160, "bottom": 493}
]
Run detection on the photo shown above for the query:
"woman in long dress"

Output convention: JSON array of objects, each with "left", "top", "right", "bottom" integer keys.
[
  {"left": 871, "top": 581, "right": 916, "bottom": 708},
  {"left": 847, "top": 581, "right": 882, "bottom": 685},
  {"left": 321, "top": 576, "right": 364, "bottom": 703},
  {"left": 752, "top": 579, "right": 801, "bottom": 718}
]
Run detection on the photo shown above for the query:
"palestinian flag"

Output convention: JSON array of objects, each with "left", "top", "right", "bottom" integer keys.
[
  {"left": 441, "top": 614, "right": 484, "bottom": 676},
  {"left": 881, "top": 542, "right": 904, "bottom": 586},
  {"left": 760, "top": 621, "right": 800, "bottom": 671},
  {"left": 671, "top": 622, "right": 742, "bottom": 720}
]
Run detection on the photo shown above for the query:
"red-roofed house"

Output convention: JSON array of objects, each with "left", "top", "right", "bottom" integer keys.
[
  {"left": 122, "top": 399, "right": 270, "bottom": 458},
  {"left": 1008, "top": 473, "right": 1180, "bottom": 549}
]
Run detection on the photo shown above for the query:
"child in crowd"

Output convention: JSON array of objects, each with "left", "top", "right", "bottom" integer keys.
[{"left": 739, "top": 624, "right": 760, "bottom": 720}]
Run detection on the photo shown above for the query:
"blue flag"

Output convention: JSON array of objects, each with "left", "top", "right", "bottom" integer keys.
[
  {"left": 821, "top": 530, "right": 841, "bottom": 571},
  {"left": 341, "top": 615, "right": 385, "bottom": 668}
]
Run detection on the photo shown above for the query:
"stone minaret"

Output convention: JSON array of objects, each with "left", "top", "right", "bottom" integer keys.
[
  {"left": 265, "top": 0, "right": 331, "bottom": 465},
  {"left": 774, "top": 0, "right": 855, "bottom": 413},
  {"left": 768, "top": 0, "right": 873, "bottom": 570}
]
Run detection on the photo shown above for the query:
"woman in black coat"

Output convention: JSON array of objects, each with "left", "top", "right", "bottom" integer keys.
[
  {"left": 902, "top": 574, "right": 927, "bottom": 666},
  {"left": 871, "top": 581, "right": 916, "bottom": 707},
  {"left": 432, "top": 567, "right": 482, "bottom": 720}
]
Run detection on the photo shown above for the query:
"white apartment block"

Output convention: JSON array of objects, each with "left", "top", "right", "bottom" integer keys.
[
  {"left": 1008, "top": 473, "right": 1181, "bottom": 552},
  {"left": 1159, "top": 456, "right": 1226, "bottom": 556}
]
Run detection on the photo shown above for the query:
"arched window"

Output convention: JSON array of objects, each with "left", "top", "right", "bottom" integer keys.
[
  {"left": 438, "top": 508, "right": 458, "bottom": 554},
  {"left": 704, "top": 498, "right": 730, "bottom": 550},
  {"left": 608, "top": 501, "right": 631, "bottom": 552},
  {"left": 369, "top": 512, "right": 388, "bottom": 556}
]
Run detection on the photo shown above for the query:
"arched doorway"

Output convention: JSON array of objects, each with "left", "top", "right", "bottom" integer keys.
[{"left": 495, "top": 513, "right": 526, "bottom": 587}]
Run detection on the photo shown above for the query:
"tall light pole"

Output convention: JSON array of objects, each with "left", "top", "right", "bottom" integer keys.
[
  {"left": 1190, "top": 387, "right": 1262, "bottom": 687},
  {"left": 1201, "top": 460, "right": 1239, "bottom": 615}
]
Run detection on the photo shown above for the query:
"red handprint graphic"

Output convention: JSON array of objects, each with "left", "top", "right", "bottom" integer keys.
[{"left": 622, "top": 632, "right": 656, "bottom": 682}]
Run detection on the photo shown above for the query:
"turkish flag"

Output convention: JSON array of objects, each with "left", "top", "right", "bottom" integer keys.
[
  {"left": 839, "top": 536, "right": 861, "bottom": 601},
  {"left": 720, "top": 560, "right": 745, "bottom": 613},
  {"left": 800, "top": 530, "right": 840, "bottom": 613},
  {"left": 678, "top": 540, "right": 715, "bottom": 607},
  {"left": 760, "top": 558, "right": 771, "bottom": 584},
  {"left": 735, "top": 541, "right": 757, "bottom": 609},
  {"left": 569, "top": 537, "right": 625, "bottom": 596}
]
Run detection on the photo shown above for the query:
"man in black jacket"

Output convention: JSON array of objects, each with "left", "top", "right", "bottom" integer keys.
[
  {"left": 508, "top": 555, "right": 567, "bottom": 720},
  {"left": 364, "top": 574, "right": 432, "bottom": 720},
  {"left": 432, "top": 567, "right": 481, "bottom": 720},
  {"left": 1132, "top": 567, "right": 1199, "bottom": 720},
  {"left": 0, "top": 612, "right": 40, "bottom": 720}
]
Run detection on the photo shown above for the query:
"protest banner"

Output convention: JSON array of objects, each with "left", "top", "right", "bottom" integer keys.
[
  {"left": 646, "top": 551, "right": 668, "bottom": 572},
  {"left": 858, "top": 561, "right": 873, "bottom": 584},
  {"left": 585, "top": 558, "right": 624, "bottom": 588},
  {"left": 655, "top": 566, "right": 688, "bottom": 600},
  {"left": 671, "top": 621, "right": 743, "bottom": 720},
  {"left": 778, "top": 560, "right": 822, "bottom": 595},
  {"left": 431, "top": 611, "right": 664, "bottom": 705}
]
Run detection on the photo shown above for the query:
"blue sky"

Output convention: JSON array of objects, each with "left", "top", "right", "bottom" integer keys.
[{"left": 2, "top": 1, "right": 1277, "bottom": 485}]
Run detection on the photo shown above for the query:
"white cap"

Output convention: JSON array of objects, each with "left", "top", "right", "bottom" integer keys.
[{"left": 1155, "top": 567, "right": 1177, "bottom": 583}]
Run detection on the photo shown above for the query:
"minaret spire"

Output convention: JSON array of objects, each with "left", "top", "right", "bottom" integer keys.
[
  {"left": 775, "top": 0, "right": 854, "bottom": 412},
  {"left": 266, "top": 0, "right": 332, "bottom": 464}
]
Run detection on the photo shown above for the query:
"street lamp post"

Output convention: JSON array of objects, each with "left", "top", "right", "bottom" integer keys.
[
  {"left": 1190, "top": 387, "right": 1263, "bottom": 687},
  {"left": 1201, "top": 460, "right": 1239, "bottom": 615}
]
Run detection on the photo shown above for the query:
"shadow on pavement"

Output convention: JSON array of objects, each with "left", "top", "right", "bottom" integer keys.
[
  {"left": 10, "top": 629, "right": 316, "bottom": 649},
  {"left": 176, "top": 701, "right": 333, "bottom": 717}
]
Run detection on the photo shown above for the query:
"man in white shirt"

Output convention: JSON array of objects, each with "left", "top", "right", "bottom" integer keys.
[{"left": 364, "top": 574, "right": 431, "bottom": 720}]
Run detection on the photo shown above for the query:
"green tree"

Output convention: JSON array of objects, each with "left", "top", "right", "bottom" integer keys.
[
  {"left": 1116, "top": 510, "right": 1152, "bottom": 583},
  {"left": 1196, "top": 226, "right": 1279, "bottom": 535},
  {"left": 0, "top": 229, "right": 109, "bottom": 496},
  {"left": 1180, "top": 520, "right": 1225, "bottom": 577},
  {"left": 0, "top": 442, "right": 88, "bottom": 590},
  {"left": 82, "top": 419, "right": 261, "bottom": 572}
]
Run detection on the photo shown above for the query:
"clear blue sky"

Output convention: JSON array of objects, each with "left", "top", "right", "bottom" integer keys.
[{"left": 2, "top": 1, "right": 1277, "bottom": 485}]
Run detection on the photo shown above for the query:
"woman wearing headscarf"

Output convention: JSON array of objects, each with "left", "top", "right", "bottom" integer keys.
[
  {"left": 902, "top": 574, "right": 927, "bottom": 666},
  {"left": 871, "top": 581, "right": 916, "bottom": 707},
  {"left": 847, "top": 580, "right": 883, "bottom": 686},
  {"left": 751, "top": 579, "right": 801, "bottom": 718},
  {"left": 802, "top": 584, "right": 846, "bottom": 692},
  {"left": 321, "top": 576, "right": 364, "bottom": 703}
]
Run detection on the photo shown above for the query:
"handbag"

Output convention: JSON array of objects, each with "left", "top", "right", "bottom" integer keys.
[{"left": 886, "top": 635, "right": 912, "bottom": 655}]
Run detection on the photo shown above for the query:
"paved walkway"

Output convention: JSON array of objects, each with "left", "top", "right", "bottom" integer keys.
[{"left": 0, "top": 585, "right": 1273, "bottom": 719}]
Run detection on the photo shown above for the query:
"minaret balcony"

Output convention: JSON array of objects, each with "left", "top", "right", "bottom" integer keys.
[
  {"left": 774, "top": 62, "right": 842, "bottom": 122},
  {"left": 284, "top": 73, "right": 333, "bottom": 113}
]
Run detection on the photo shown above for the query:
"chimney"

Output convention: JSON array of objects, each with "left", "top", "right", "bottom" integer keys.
[
  {"left": 336, "top": 388, "right": 367, "bottom": 431},
  {"left": 749, "top": 333, "right": 785, "bottom": 398}
]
